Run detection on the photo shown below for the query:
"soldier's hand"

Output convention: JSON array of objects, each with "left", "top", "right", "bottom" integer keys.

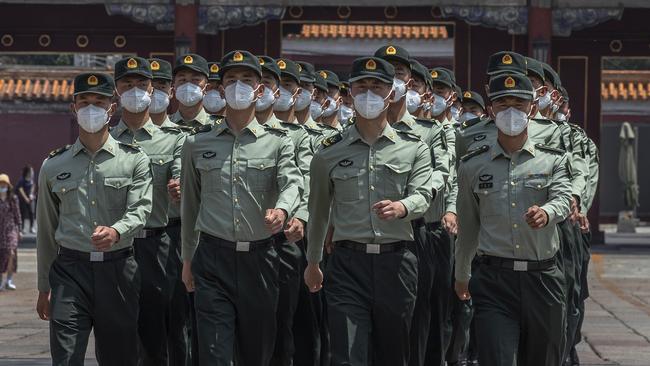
[
  {"left": 578, "top": 214, "right": 590, "bottom": 233},
  {"left": 265, "top": 209, "right": 287, "bottom": 234},
  {"left": 569, "top": 196, "right": 579, "bottom": 224},
  {"left": 304, "top": 262, "right": 323, "bottom": 293},
  {"left": 455, "top": 281, "right": 471, "bottom": 301},
  {"left": 91, "top": 226, "right": 120, "bottom": 251},
  {"left": 182, "top": 261, "right": 195, "bottom": 293},
  {"left": 284, "top": 218, "right": 305, "bottom": 242},
  {"left": 525, "top": 206, "right": 548, "bottom": 229},
  {"left": 372, "top": 200, "right": 407, "bottom": 220},
  {"left": 167, "top": 178, "right": 181, "bottom": 202},
  {"left": 36, "top": 291, "right": 50, "bottom": 321},
  {"left": 442, "top": 212, "right": 458, "bottom": 235}
]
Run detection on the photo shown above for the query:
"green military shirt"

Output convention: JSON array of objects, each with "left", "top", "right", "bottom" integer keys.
[
  {"left": 582, "top": 136, "right": 600, "bottom": 212},
  {"left": 455, "top": 138, "right": 572, "bottom": 282},
  {"left": 161, "top": 116, "right": 193, "bottom": 220},
  {"left": 307, "top": 123, "right": 434, "bottom": 263},
  {"left": 320, "top": 122, "right": 343, "bottom": 141},
  {"left": 442, "top": 118, "right": 459, "bottom": 215},
  {"left": 170, "top": 108, "right": 216, "bottom": 129},
  {"left": 180, "top": 118, "right": 303, "bottom": 260},
  {"left": 36, "top": 135, "right": 153, "bottom": 292},
  {"left": 111, "top": 119, "right": 184, "bottom": 228},
  {"left": 302, "top": 116, "right": 326, "bottom": 152}
]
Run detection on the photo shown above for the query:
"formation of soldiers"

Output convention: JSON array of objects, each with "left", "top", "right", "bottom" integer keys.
[{"left": 34, "top": 44, "right": 599, "bottom": 366}]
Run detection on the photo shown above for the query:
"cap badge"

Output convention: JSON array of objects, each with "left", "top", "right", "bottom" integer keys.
[
  {"left": 430, "top": 70, "right": 438, "bottom": 79},
  {"left": 502, "top": 54, "right": 513, "bottom": 65},
  {"left": 319, "top": 71, "right": 327, "bottom": 79},
  {"left": 151, "top": 61, "right": 160, "bottom": 71},
  {"left": 233, "top": 52, "right": 244, "bottom": 62},
  {"left": 278, "top": 60, "right": 287, "bottom": 70},
  {"left": 184, "top": 55, "right": 193, "bottom": 64},
  {"left": 258, "top": 57, "right": 265, "bottom": 65},
  {"left": 504, "top": 77, "right": 516, "bottom": 88},
  {"left": 386, "top": 46, "right": 397, "bottom": 55},
  {"left": 297, "top": 64, "right": 302, "bottom": 72},
  {"left": 87, "top": 75, "right": 98, "bottom": 86},
  {"left": 127, "top": 58, "right": 138, "bottom": 69},
  {"left": 463, "top": 91, "right": 472, "bottom": 98},
  {"left": 365, "top": 59, "right": 376, "bottom": 70},
  {"left": 210, "top": 64, "right": 219, "bottom": 73}
]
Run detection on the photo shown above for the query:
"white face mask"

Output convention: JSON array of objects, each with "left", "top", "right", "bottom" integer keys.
[
  {"left": 353, "top": 90, "right": 389, "bottom": 119},
  {"left": 321, "top": 96, "right": 339, "bottom": 118},
  {"left": 175, "top": 82, "right": 204, "bottom": 107},
  {"left": 451, "top": 106, "right": 461, "bottom": 121},
  {"left": 406, "top": 90, "right": 422, "bottom": 114},
  {"left": 430, "top": 94, "right": 449, "bottom": 117},
  {"left": 226, "top": 80, "right": 258, "bottom": 110},
  {"left": 537, "top": 91, "right": 552, "bottom": 110},
  {"left": 0, "top": 187, "right": 8, "bottom": 193},
  {"left": 76, "top": 105, "right": 110, "bottom": 133},
  {"left": 255, "top": 87, "right": 276, "bottom": 111},
  {"left": 120, "top": 87, "right": 151, "bottom": 113},
  {"left": 149, "top": 89, "right": 170, "bottom": 114},
  {"left": 203, "top": 90, "right": 227, "bottom": 113},
  {"left": 495, "top": 107, "right": 530, "bottom": 136},
  {"left": 556, "top": 112, "right": 567, "bottom": 122},
  {"left": 551, "top": 102, "right": 560, "bottom": 114},
  {"left": 295, "top": 88, "right": 312, "bottom": 111},
  {"left": 422, "top": 102, "right": 431, "bottom": 112},
  {"left": 392, "top": 78, "right": 407, "bottom": 101},
  {"left": 459, "top": 112, "right": 479, "bottom": 123},
  {"left": 338, "top": 105, "right": 354, "bottom": 124},
  {"left": 310, "top": 101, "right": 323, "bottom": 120},
  {"left": 273, "top": 87, "right": 296, "bottom": 112}
]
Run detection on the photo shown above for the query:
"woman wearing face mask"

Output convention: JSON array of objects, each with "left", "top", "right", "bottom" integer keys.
[
  {"left": 0, "top": 174, "right": 21, "bottom": 291},
  {"left": 305, "top": 56, "right": 434, "bottom": 366},
  {"left": 455, "top": 73, "right": 572, "bottom": 366},
  {"left": 180, "top": 50, "right": 303, "bottom": 366},
  {"left": 169, "top": 54, "right": 214, "bottom": 128},
  {"left": 37, "top": 72, "right": 153, "bottom": 365}
]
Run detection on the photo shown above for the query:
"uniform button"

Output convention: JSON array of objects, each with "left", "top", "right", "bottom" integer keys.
[
  {"left": 159, "top": 159, "right": 163, "bottom": 164},
  {"left": 62, "top": 188, "right": 66, "bottom": 192},
  {"left": 511, "top": 202, "right": 516, "bottom": 207},
  {"left": 93, "top": 221, "right": 97, "bottom": 226},
  {"left": 234, "top": 198, "right": 239, "bottom": 203},
  {"left": 90, "top": 180, "right": 94, "bottom": 184},
  {"left": 370, "top": 166, "right": 375, "bottom": 171},
  {"left": 260, "top": 164, "right": 265, "bottom": 168},
  {"left": 370, "top": 185, "right": 375, "bottom": 191},
  {"left": 91, "top": 201, "right": 96, "bottom": 205},
  {"left": 537, "top": 184, "right": 542, "bottom": 188},
  {"left": 510, "top": 181, "right": 515, "bottom": 186},
  {"left": 515, "top": 245, "right": 520, "bottom": 249},
  {"left": 513, "top": 223, "right": 518, "bottom": 228}
]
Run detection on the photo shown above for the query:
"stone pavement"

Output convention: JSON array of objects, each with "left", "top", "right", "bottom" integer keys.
[{"left": 0, "top": 238, "right": 649, "bottom": 365}]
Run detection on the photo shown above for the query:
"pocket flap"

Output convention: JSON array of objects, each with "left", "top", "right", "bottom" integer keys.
[
  {"left": 196, "top": 159, "right": 225, "bottom": 171},
  {"left": 150, "top": 155, "right": 174, "bottom": 166},
  {"left": 384, "top": 162, "right": 411, "bottom": 174},
  {"left": 104, "top": 177, "right": 132, "bottom": 189},
  {"left": 331, "top": 168, "right": 361, "bottom": 181},
  {"left": 52, "top": 181, "right": 78, "bottom": 194},
  {"left": 524, "top": 178, "right": 550, "bottom": 190},
  {"left": 247, "top": 158, "right": 275, "bottom": 170}
]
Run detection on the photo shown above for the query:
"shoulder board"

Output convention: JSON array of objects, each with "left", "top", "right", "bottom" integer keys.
[
  {"left": 117, "top": 141, "right": 141, "bottom": 152},
  {"left": 414, "top": 117, "right": 436, "bottom": 125},
  {"left": 395, "top": 130, "right": 421, "bottom": 141},
  {"left": 460, "top": 116, "right": 484, "bottom": 130},
  {"left": 209, "top": 114, "right": 225, "bottom": 125},
  {"left": 531, "top": 118, "right": 554, "bottom": 124},
  {"left": 569, "top": 123, "right": 584, "bottom": 132},
  {"left": 263, "top": 123, "right": 289, "bottom": 135},
  {"left": 460, "top": 145, "right": 489, "bottom": 162},
  {"left": 347, "top": 117, "right": 356, "bottom": 126},
  {"left": 280, "top": 121, "right": 303, "bottom": 130},
  {"left": 321, "top": 133, "right": 342, "bottom": 148},
  {"left": 175, "top": 125, "right": 194, "bottom": 132},
  {"left": 47, "top": 145, "right": 71, "bottom": 159},
  {"left": 535, "top": 143, "right": 565, "bottom": 155},
  {"left": 191, "top": 124, "right": 213, "bottom": 135},
  {"left": 160, "top": 126, "right": 183, "bottom": 134}
]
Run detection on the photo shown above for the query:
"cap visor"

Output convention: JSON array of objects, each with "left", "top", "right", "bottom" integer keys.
[
  {"left": 489, "top": 90, "right": 534, "bottom": 101},
  {"left": 349, "top": 73, "right": 393, "bottom": 84},
  {"left": 173, "top": 64, "right": 209, "bottom": 77},
  {"left": 73, "top": 89, "right": 114, "bottom": 97},
  {"left": 281, "top": 71, "right": 300, "bottom": 84},
  {"left": 116, "top": 70, "right": 152, "bottom": 80},
  {"left": 219, "top": 64, "right": 262, "bottom": 78}
]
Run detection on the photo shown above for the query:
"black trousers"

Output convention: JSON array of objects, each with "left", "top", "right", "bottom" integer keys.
[
  {"left": 408, "top": 221, "right": 436, "bottom": 366},
  {"left": 424, "top": 223, "right": 454, "bottom": 366},
  {"left": 569, "top": 229, "right": 592, "bottom": 365},
  {"left": 134, "top": 232, "right": 172, "bottom": 365},
  {"left": 165, "top": 221, "right": 192, "bottom": 366},
  {"left": 192, "top": 234, "right": 280, "bottom": 366},
  {"left": 470, "top": 258, "right": 566, "bottom": 366},
  {"left": 325, "top": 245, "right": 418, "bottom": 366},
  {"left": 557, "top": 220, "right": 580, "bottom": 361},
  {"left": 271, "top": 237, "right": 303, "bottom": 366},
  {"left": 49, "top": 251, "right": 140, "bottom": 366}
]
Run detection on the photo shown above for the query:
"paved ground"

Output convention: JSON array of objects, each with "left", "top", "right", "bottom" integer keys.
[{"left": 1, "top": 237, "right": 649, "bottom": 365}]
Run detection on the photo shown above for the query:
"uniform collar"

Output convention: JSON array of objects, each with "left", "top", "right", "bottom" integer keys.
[
  {"left": 171, "top": 108, "right": 210, "bottom": 126},
  {"left": 114, "top": 118, "right": 157, "bottom": 137},
  {"left": 395, "top": 112, "right": 416, "bottom": 128},
  {"left": 72, "top": 134, "right": 118, "bottom": 157},
  {"left": 345, "top": 122, "right": 397, "bottom": 146},
  {"left": 216, "top": 118, "right": 264, "bottom": 139},
  {"left": 261, "top": 115, "right": 283, "bottom": 130},
  {"left": 490, "top": 136, "right": 536, "bottom": 160}
]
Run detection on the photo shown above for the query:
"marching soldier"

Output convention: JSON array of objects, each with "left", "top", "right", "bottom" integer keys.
[
  {"left": 170, "top": 53, "right": 216, "bottom": 128},
  {"left": 148, "top": 58, "right": 175, "bottom": 127},
  {"left": 296, "top": 61, "right": 326, "bottom": 150},
  {"left": 304, "top": 56, "right": 434, "bottom": 366},
  {"left": 317, "top": 70, "right": 343, "bottom": 131},
  {"left": 338, "top": 81, "right": 354, "bottom": 127},
  {"left": 457, "top": 90, "right": 487, "bottom": 124},
  {"left": 255, "top": 55, "right": 282, "bottom": 124},
  {"left": 110, "top": 56, "right": 185, "bottom": 365},
  {"left": 36, "top": 72, "right": 153, "bottom": 365},
  {"left": 204, "top": 62, "right": 227, "bottom": 116},
  {"left": 455, "top": 73, "right": 572, "bottom": 366},
  {"left": 181, "top": 50, "right": 303, "bottom": 365}
]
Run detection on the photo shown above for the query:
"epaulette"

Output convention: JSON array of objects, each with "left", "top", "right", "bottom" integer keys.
[
  {"left": 535, "top": 143, "right": 565, "bottom": 155},
  {"left": 460, "top": 145, "right": 489, "bottom": 162},
  {"left": 263, "top": 123, "right": 289, "bottom": 135},
  {"left": 191, "top": 124, "right": 213, "bottom": 135},
  {"left": 531, "top": 118, "right": 554, "bottom": 124},
  {"left": 347, "top": 117, "right": 356, "bottom": 126},
  {"left": 321, "top": 133, "right": 342, "bottom": 148},
  {"left": 209, "top": 114, "right": 225, "bottom": 125},
  {"left": 395, "top": 129, "right": 421, "bottom": 141},
  {"left": 569, "top": 123, "right": 585, "bottom": 133},
  {"left": 175, "top": 125, "right": 194, "bottom": 132},
  {"left": 47, "top": 145, "right": 71, "bottom": 159},
  {"left": 460, "top": 116, "right": 484, "bottom": 130},
  {"left": 160, "top": 126, "right": 183, "bottom": 134},
  {"left": 415, "top": 117, "right": 436, "bottom": 125},
  {"left": 280, "top": 121, "right": 303, "bottom": 130},
  {"left": 117, "top": 141, "right": 141, "bottom": 152}
]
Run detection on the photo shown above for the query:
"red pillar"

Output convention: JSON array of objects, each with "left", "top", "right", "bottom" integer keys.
[
  {"left": 528, "top": 5, "right": 552, "bottom": 62},
  {"left": 174, "top": 1, "right": 198, "bottom": 57}
]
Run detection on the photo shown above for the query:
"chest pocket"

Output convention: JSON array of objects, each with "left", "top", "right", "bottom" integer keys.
[
  {"left": 383, "top": 162, "right": 411, "bottom": 199},
  {"left": 332, "top": 167, "right": 362, "bottom": 202},
  {"left": 52, "top": 181, "right": 81, "bottom": 214},
  {"left": 196, "top": 159, "right": 226, "bottom": 193},
  {"left": 523, "top": 176, "right": 551, "bottom": 206},
  {"left": 247, "top": 158, "right": 276, "bottom": 192},
  {"left": 473, "top": 181, "right": 504, "bottom": 217},
  {"left": 150, "top": 155, "right": 174, "bottom": 186},
  {"left": 104, "top": 177, "right": 132, "bottom": 210}
]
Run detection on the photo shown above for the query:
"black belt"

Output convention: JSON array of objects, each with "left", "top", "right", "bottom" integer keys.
[
  {"left": 478, "top": 255, "right": 556, "bottom": 272},
  {"left": 133, "top": 227, "right": 166, "bottom": 239},
  {"left": 58, "top": 246, "right": 134, "bottom": 262},
  {"left": 201, "top": 232, "right": 274, "bottom": 252},
  {"left": 335, "top": 240, "right": 407, "bottom": 254},
  {"left": 167, "top": 218, "right": 181, "bottom": 227}
]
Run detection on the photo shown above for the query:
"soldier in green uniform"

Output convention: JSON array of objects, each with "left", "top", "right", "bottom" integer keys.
[
  {"left": 455, "top": 73, "right": 572, "bottom": 366},
  {"left": 317, "top": 70, "right": 343, "bottom": 133},
  {"left": 255, "top": 55, "right": 282, "bottom": 124},
  {"left": 147, "top": 58, "right": 174, "bottom": 127},
  {"left": 457, "top": 90, "right": 487, "bottom": 124},
  {"left": 170, "top": 53, "right": 216, "bottom": 128},
  {"left": 109, "top": 56, "right": 185, "bottom": 365},
  {"left": 180, "top": 50, "right": 303, "bottom": 366},
  {"left": 204, "top": 62, "right": 227, "bottom": 116},
  {"left": 338, "top": 81, "right": 354, "bottom": 127},
  {"left": 36, "top": 72, "right": 153, "bottom": 365},
  {"left": 295, "top": 61, "right": 326, "bottom": 150},
  {"left": 304, "top": 56, "right": 434, "bottom": 366},
  {"left": 374, "top": 45, "right": 410, "bottom": 126}
]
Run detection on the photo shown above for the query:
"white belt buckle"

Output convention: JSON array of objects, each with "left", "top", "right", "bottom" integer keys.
[
  {"left": 513, "top": 261, "right": 528, "bottom": 272},
  {"left": 236, "top": 241, "right": 251, "bottom": 252},
  {"left": 90, "top": 252, "right": 104, "bottom": 262},
  {"left": 366, "top": 244, "right": 381, "bottom": 254}
]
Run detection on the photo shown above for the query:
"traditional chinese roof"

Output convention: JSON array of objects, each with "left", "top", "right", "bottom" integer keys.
[
  {"left": 601, "top": 70, "right": 650, "bottom": 101},
  {"left": 291, "top": 24, "right": 449, "bottom": 40}
]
